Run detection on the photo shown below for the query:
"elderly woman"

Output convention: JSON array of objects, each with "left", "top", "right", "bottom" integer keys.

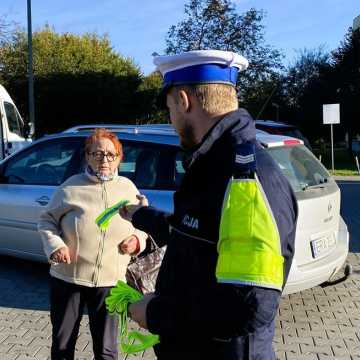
[{"left": 38, "top": 128, "right": 148, "bottom": 360}]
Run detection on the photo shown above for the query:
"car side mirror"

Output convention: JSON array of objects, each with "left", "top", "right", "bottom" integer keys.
[{"left": 24, "top": 122, "right": 35, "bottom": 139}]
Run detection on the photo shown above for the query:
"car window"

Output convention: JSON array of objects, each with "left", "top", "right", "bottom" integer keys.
[
  {"left": 174, "top": 151, "right": 185, "bottom": 187},
  {"left": 120, "top": 141, "right": 178, "bottom": 190},
  {"left": 3, "top": 138, "right": 82, "bottom": 185},
  {"left": 267, "top": 145, "right": 330, "bottom": 192},
  {"left": 4, "top": 102, "right": 23, "bottom": 137}
]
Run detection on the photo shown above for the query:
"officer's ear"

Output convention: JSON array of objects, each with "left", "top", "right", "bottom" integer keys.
[{"left": 177, "top": 89, "right": 191, "bottom": 113}]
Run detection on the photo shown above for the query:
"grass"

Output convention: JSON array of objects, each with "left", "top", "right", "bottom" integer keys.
[
  {"left": 330, "top": 169, "right": 360, "bottom": 176},
  {"left": 312, "top": 147, "right": 360, "bottom": 176}
]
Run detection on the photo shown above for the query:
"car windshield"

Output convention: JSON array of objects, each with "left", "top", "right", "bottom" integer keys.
[
  {"left": 282, "top": 128, "right": 300, "bottom": 137},
  {"left": 266, "top": 144, "right": 330, "bottom": 192}
]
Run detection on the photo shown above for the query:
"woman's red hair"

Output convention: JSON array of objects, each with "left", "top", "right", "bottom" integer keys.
[{"left": 85, "top": 128, "right": 123, "bottom": 159}]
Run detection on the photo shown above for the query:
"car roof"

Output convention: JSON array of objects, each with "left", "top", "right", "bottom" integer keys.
[
  {"left": 256, "top": 120, "right": 295, "bottom": 129},
  {"left": 38, "top": 123, "right": 304, "bottom": 149}
]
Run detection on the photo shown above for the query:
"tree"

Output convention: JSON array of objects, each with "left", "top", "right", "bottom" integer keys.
[
  {"left": 136, "top": 71, "right": 168, "bottom": 123},
  {"left": 0, "top": 25, "right": 140, "bottom": 78},
  {"left": 0, "top": 26, "right": 153, "bottom": 136},
  {"left": 0, "top": 14, "right": 16, "bottom": 83},
  {"left": 0, "top": 14, "right": 16, "bottom": 44},
  {"left": 272, "top": 47, "right": 339, "bottom": 143},
  {"left": 282, "top": 47, "right": 331, "bottom": 109},
  {"left": 331, "top": 28, "right": 360, "bottom": 149},
  {"left": 165, "top": 0, "right": 283, "bottom": 101}
]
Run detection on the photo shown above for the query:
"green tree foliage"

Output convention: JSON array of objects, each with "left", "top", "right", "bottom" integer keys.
[
  {"left": 279, "top": 29, "right": 360, "bottom": 146},
  {"left": 242, "top": 73, "right": 282, "bottom": 120},
  {"left": 331, "top": 28, "right": 360, "bottom": 148},
  {"left": 165, "top": 0, "right": 283, "bottom": 103},
  {"left": 276, "top": 48, "right": 334, "bottom": 142},
  {"left": 282, "top": 48, "right": 331, "bottom": 109},
  {"left": 0, "top": 26, "right": 152, "bottom": 136},
  {"left": 136, "top": 71, "right": 169, "bottom": 123},
  {"left": 1, "top": 26, "right": 139, "bottom": 78}
]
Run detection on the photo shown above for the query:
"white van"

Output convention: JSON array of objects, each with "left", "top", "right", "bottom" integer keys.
[{"left": 0, "top": 84, "right": 30, "bottom": 159}]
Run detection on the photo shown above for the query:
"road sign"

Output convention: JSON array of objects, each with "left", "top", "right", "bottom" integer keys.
[
  {"left": 323, "top": 104, "right": 340, "bottom": 125},
  {"left": 323, "top": 104, "right": 340, "bottom": 172}
]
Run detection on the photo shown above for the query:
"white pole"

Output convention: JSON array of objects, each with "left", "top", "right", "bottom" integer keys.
[
  {"left": 355, "top": 156, "right": 360, "bottom": 175},
  {"left": 331, "top": 124, "right": 334, "bottom": 172}
]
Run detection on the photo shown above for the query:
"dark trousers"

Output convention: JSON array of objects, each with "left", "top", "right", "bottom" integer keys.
[
  {"left": 50, "top": 276, "right": 118, "bottom": 360},
  {"left": 153, "top": 322, "right": 276, "bottom": 360}
]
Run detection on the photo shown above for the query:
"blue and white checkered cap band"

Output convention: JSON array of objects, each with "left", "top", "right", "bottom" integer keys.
[{"left": 163, "top": 63, "right": 239, "bottom": 87}]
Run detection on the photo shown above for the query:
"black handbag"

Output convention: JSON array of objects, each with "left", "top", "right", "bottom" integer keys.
[{"left": 126, "top": 236, "right": 166, "bottom": 294}]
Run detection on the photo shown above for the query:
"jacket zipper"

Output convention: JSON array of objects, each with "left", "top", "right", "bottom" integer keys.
[{"left": 92, "top": 181, "right": 108, "bottom": 286}]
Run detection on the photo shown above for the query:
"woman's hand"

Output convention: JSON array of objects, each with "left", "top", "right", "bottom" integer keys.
[
  {"left": 50, "top": 246, "right": 71, "bottom": 264},
  {"left": 119, "top": 234, "right": 140, "bottom": 255}
]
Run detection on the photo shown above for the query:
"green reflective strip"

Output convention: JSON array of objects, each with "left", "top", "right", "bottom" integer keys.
[
  {"left": 105, "top": 281, "right": 160, "bottom": 354},
  {"left": 95, "top": 200, "right": 130, "bottom": 230},
  {"left": 216, "top": 179, "right": 284, "bottom": 290}
]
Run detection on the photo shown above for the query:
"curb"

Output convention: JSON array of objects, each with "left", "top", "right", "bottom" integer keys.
[{"left": 333, "top": 175, "right": 360, "bottom": 181}]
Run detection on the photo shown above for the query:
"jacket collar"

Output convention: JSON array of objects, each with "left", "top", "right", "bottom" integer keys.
[
  {"left": 84, "top": 166, "right": 119, "bottom": 183},
  {"left": 184, "top": 108, "right": 256, "bottom": 169}
]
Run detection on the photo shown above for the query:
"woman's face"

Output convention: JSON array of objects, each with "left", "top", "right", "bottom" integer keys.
[{"left": 86, "top": 138, "right": 121, "bottom": 177}]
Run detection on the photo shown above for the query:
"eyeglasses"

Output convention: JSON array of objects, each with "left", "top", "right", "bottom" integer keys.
[{"left": 88, "top": 151, "right": 118, "bottom": 162}]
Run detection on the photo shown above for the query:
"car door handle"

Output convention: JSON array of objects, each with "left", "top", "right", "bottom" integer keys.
[{"left": 36, "top": 196, "right": 50, "bottom": 206}]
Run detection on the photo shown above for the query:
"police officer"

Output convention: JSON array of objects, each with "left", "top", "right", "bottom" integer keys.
[{"left": 120, "top": 50, "right": 298, "bottom": 360}]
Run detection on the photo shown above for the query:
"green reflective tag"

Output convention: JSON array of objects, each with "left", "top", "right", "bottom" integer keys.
[
  {"left": 95, "top": 200, "right": 130, "bottom": 230},
  {"left": 105, "top": 281, "right": 160, "bottom": 354}
]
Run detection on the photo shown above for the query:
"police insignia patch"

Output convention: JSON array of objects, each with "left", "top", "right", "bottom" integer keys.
[{"left": 233, "top": 142, "right": 256, "bottom": 178}]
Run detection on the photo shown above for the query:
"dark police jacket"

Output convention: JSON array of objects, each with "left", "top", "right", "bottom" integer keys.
[{"left": 132, "top": 109, "right": 298, "bottom": 359}]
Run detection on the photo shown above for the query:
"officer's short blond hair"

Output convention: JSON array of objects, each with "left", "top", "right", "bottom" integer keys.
[{"left": 173, "top": 84, "right": 238, "bottom": 114}]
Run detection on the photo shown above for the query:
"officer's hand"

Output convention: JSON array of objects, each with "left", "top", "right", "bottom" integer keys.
[
  {"left": 128, "top": 293, "right": 156, "bottom": 329},
  {"left": 119, "top": 234, "right": 140, "bottom": 255},
  {"left": 50, "top": 246, "right": 71, "bottom": 264},
  {"left": 119, "top": 194, "right": 149, "bottom": 222}
]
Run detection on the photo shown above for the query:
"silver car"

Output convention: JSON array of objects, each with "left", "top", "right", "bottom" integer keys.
[{"left": 0, "top": 125, "right": 349, "bottom": 294}]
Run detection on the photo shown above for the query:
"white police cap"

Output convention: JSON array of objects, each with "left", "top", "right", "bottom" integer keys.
[{"left": 153, "top": 50, "right": 249, "bottom": 89}]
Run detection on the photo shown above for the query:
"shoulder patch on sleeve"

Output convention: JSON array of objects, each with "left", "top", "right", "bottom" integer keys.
[{"left": 234, "top": 142, "right": 256, "bottom": 177}]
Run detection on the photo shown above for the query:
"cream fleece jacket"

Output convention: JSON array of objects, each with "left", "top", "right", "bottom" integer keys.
[{"left": 37, "top": 172, "right": 147, "bottom": 287}]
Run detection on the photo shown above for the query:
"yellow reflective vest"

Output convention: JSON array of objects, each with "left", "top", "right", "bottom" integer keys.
[{"left": 216, "top": 174, "right": 284, "bottom": 291}]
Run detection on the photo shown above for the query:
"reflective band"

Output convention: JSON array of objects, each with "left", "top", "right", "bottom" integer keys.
[
  {"left": 216, "top": 179, "right": 284, "bottom": 291},
  {"left": 95, "top": 200, "right": 130, "bottom": 230}
]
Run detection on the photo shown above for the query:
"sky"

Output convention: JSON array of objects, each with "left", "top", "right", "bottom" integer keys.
[{"left": 1, "top": 0, "right": 359, "bottom": 75}]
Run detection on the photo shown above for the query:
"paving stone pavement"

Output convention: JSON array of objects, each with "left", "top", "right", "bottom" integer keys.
[{"left": 0, "top": 253, "right": 359, "bottom": 360}]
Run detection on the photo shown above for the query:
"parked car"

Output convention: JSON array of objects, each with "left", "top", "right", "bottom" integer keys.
[
  {"left": 0, "top": 124, "right": 349, "bottom": 294},
  {"left": 255, "top": 120, "right": 312, "bottom": 150},
  {"left": 0, "top": 84, "right": 31, "bottom": 159}
]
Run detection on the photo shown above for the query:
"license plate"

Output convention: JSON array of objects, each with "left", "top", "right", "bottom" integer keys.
[{"left": 311, "top": 234, "right": 336, "bottom": 258}]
